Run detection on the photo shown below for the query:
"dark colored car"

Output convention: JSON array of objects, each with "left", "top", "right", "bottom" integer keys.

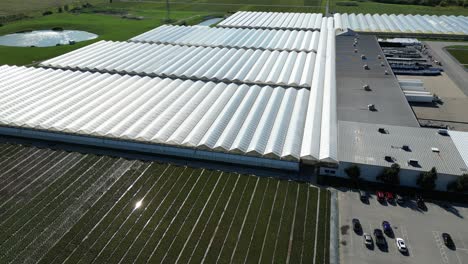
[
  {"left": 377, "top": 191, "right": 385, "bottom": 202},
  {"left": 382, "top": 221, "right": 393, "bottom": 237},
  {"left": 442, "top": 233, "right": 455, "bottom": 249},
  {"left": 416, "top": 196, "right": 426, "bottom": 210},
  {"left": 352, "top": 218, "right": 362, "bottom": 233},
  {"left": 359, "top": 190, "right": 368, "bottom": 203},
  {"left": 385, "top": 192, "right": 394, "bottom": 203},
  {"left": 374, "top": 229, "right": 386, "bottom": 248}
]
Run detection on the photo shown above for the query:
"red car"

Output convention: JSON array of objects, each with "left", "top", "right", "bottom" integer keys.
[
  {"left": 377, "top": 191, "right": 385, "bottom": 202},
  {"left": 385, "top": 192, "right": 394, "bottom": 202}
]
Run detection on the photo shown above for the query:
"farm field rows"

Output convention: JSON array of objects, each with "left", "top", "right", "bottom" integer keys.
[{"left": 0, "top": 142, "right": 330, "bottom": 263}]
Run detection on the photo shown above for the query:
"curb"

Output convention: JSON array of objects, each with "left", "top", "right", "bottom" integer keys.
[{"left": 329, "top": 189, "right": 339, "bottom": 264}]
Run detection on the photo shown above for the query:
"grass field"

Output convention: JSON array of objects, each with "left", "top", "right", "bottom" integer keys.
[
  {"left": 0, "top": 142, "right": 330, "bottom": 263},
  {"left": 0, "top": 2, "right": 216, "bottom": 65},
  {"left": 446, "top": 45, "right": 468, "bottom": 69},
  {"left": 330, "top": 0, "right": 468, "bottom": 15}
]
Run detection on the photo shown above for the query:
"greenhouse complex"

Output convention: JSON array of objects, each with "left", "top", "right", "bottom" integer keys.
[{"left": 0, "top": 12, "right": 468, "bottom": 189}]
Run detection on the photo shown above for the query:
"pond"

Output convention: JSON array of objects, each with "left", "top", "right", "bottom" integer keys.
[
  {"left": 197, "top": 18, "right": 223, "bottom": 26},
  {"left": 0, "top": 30, "right": 98, "bottom": 47}
]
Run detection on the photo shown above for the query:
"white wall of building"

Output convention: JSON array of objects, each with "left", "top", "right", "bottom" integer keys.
[{"left": 322, "top": 162, "right": 461, "bottom": 191}]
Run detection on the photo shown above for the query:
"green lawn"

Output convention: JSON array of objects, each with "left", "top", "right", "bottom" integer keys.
[
  {"left": 0, "top": 2, "right": 215, "bottom": 66},
  {"left": 446, "top": 46, "right": 468, "bottom": 68},
  {"left": 330, "top": 0, "right": 468, "bottom": 15},
  {"left": 0, "top": 142, "right": 330, "bottom": 263}
]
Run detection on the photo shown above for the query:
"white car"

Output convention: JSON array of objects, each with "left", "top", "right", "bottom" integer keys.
[
  {"left": 363, "top": 233, "right": 373, "bottom": 247},
  {"left": 396, "top": 238, "right": 407, "bottom": 252}
]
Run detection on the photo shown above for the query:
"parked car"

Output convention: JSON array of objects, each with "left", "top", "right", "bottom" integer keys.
[
  {"left": 385, "top": 192, "right": 394, "bottom": 203},
  {"left": 359, "top": 190, "right": 368, "bottom": 203},
  {"left": 377, "top": 191, "right": 385, "bottom": 202},
  {"left": 442, "top": 233, "right": 455, "bottom": 249},
  {"left": 396, "top": 194, "right": 405, "bottom": 205},
  {"left": 352, "top": 218, "right": 362, "bottom": 233},
  {"left": 416, "top": 196, "right": 426, "bottom": 210},
  {"left": 374, "top": 229, "right": 386, "bottom": 248},
  {"left": 363, "top": 233, "right": 373, "bottom": 248},
  {"left": 396, "top": 238, "right": 408, "bottom": 253},
  {"left": 382, "top": 221, "right": 393, "bottom": 237}
]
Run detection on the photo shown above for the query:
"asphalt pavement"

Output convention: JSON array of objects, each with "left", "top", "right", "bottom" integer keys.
[
  {"left": 338, "top": 189, "right": 468, "bottom": 264},
  {"left": 424, "top": 41, "right": 468, "bottom": 96}
]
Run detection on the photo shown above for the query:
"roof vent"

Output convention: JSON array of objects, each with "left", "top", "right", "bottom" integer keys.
[
  {"left": 384, "top": 70, "right": 389, "bottom": 75},
  {"left": 363, "top": 84, "right": 371, "bottom": 91},
  {"left": 378, "top": 128, "right": 388, "bottom": 134},
  {"left": 378, "top": 55, "right": 382, "bottom": 59},
  {"left": 402, "top": 145, "right": 411, "bottom": 151},
  {"left": 438, "top": 129, "right": 449, "bottom": 136},
  {"left": 408, "top": 159, "right": 419, "bottom": 166},
  {"left": 354, "top": 49, "right": 358, "bottom": 53},
  {"left": 363, "top": 64, "right": 369, "bottom": 70},
  {"left": 432, "top": 147, "right": 440, "bottom": 153},
  {"left": 368, "top": 104, "right": 376, "bottom": 111},
  {"left": 385, "top": 156, "right": 394, "bottom": 162},
  {"left": 361, "top": 54, "right": 366, "bottom": 60}
]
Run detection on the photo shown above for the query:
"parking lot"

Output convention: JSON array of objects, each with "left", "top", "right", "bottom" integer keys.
[{"left": 338, "top": 189, "right": 468, "bottom": 264}]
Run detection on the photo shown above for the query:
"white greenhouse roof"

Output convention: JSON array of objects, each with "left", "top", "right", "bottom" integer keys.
[
  {"left": 0, "top": 65, "right": 337, "bottom": 163},
  {"left": 217, "top": 11, "right": 323, "bottom": 30},
  {"left": 334, "top": 13, "right": 468, "bottom": 35},
  {"left": 40, "top": 41, "right": 317, "bottom": 88},
  {"left": 130, "top": 25, "right": 320, "bottom": 52}
]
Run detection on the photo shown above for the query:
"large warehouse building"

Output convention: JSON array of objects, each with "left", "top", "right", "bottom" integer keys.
[{"left": 0, "top": 11, "right": 468, "bottom": 190}]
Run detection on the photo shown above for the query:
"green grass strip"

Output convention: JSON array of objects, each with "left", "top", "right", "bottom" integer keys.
[
  {"left": 38, "top": 161, "right": 155, "bottom": 263},
  {"left": 288, "top": 184, "right": 308, "bottom": 263},
  {"left": 54, "top": 162, "right": 169, "bottom": 264},
  {"left": 273, "top": 182, "right": 299, "bottom": 263},
  {"left": 2, "top": 157, "right": 124, "bottom": 263},
  {"left": 200, "top": 174, "right": 252, "bottom": 263},
  {"left": 67, "top": 165, "right": 182, "bottom": 264},
  {"left": 112, "top": 167, "right": 199, "bottom": 263},
  {"left": 188, "top": 173, "right": 243, "bottom": 263},
  {"left": 230, "top": 177, "right": 269, "bottom": 263},
  {"left": 175, "top": 172, "right": 233, "bottom": 264},
  {"left": 216, "top": 176, "right": 259, "bottom": 264},
  {"left": 245, "top": 179, "right": 279, "bottom": 263},
  {"left": 302, "top": 186, "right": 318, "bottom": 263},
  {"left": 314, "top": 189, "right": 329, "bottom": 264},
  {"left": 129, "top": 169, "right": 213, "bottom": 263},
  {"left": 0, "top": 154, "right": 100, "bottom": 239},
  {"left": 259, "top": 180, "right": 289, "bottom": 264},
  {"left": 161, "top": 171, "right": 223, "bottom": 263}
]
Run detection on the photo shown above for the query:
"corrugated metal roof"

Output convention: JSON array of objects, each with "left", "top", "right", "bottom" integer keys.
[
  {"left": 339, "top": 121, "right": 468, "bottom": 175},
  {"left": 0, "top": 65, "right": 336, "bottom": 163},
  {"left": 449, "top": 130, "right": 468, "bottom": 168},
  {"left": 334, "top": 13, "right": 468, "bottom": 35},
  {"left": 218, "top": 11, "right": 323, "bottom": 30},
  {"left": 130, "top": 25, "right": 320, "bottom": 52},
  {"left": 40, "top": 41, "right": 316, "bottom": 88},
  {"left": 335, "top": 34, "right": 419, "bottom": 127}
]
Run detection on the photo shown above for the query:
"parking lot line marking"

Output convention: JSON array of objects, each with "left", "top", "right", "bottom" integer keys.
[
  {"left": 400, "top": 225, "right": 413, "bottom": 258},
  {"left": 458, "top": 233, "right": 467, "bottom": 250},
  {"left": 347, "top": 218, "right": 355, "bottom": 257},
  {"left": 433, "top": 230, "right": 449, "bottom": 264},
  {"left": 455, "top": 251, "right": 463, "bottom": 264}
]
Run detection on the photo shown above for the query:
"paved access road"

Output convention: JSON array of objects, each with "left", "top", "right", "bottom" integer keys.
[
  {"left": 338, "top": 189, "right": 468, "bottom": 264},
  {"left": 424, "top": 41, "right": 468, "bottom": 96}
]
